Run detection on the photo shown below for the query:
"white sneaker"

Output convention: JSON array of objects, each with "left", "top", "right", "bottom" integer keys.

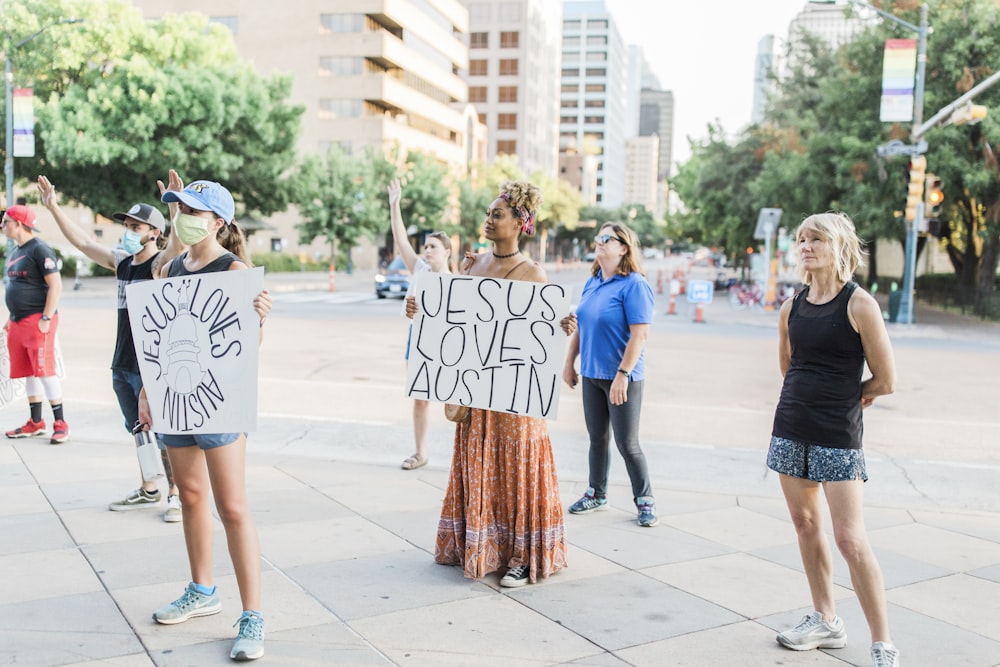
[
  {"left": 163, "top": 495, "right": 182, "bottom": 523},
  {"left": 776, "top": 611, "right": 847, "bottom": 650},
  {"left": 871, "top": 641, "right": 900, "bottom": 667}
]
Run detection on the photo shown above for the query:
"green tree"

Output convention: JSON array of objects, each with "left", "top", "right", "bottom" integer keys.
[
  {"left": 292, "top": 146, "right": 388, "bottom": 266},
  {"left": 3, "top": 0, "right": 302, "bottom": 217}
]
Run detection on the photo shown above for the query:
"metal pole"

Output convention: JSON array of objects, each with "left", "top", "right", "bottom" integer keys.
[
  {"left": 897, "top": 3, "right": 929, "bottom": 325},
  {"left": 4, "top": 35, "right": 13, "bottom": 208}
]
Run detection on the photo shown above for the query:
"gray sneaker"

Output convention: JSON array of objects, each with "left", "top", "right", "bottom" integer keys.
[
  {"left": 109, "top": 488, "right": 161, "bottom": 511},
  {"left": 871, "top": 641, "right": 900, "bottom": 667},
  {"left": 152, "top": 583, "right": 222, "bottom": 625},
  {"left": 230, "top": 611, "right": 265, "bottom": 661},
  {"left": 636, "top": 496, "right": 658, "bottom": 527},
  {"left": 777, "top": 611, "right": 847, "bottom": 650},
  {"left": 163, "top": 495, "right": 182, "bottom": 523},
  {"left": 568, "top": 488, "right": 608, "bottom": 514}
]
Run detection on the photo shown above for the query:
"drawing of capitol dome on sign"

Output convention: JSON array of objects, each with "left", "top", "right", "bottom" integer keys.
[{"left": 164, "top": 284, "right": 206, "bottom": 394}]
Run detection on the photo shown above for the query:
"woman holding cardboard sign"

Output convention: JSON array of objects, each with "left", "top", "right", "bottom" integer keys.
[
  {"left": 387, "top": 177, "right": 453, "bottom": 471},
  {"left": 406, "top": 181, "right": 569, "bottom": 588},
  {"left": 562, "top": 223, "right": 658, "bottom": 527}
]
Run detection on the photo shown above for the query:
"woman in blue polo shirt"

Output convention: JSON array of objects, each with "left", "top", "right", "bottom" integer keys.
[{"left": 562, "top": 223, "right": 657, "bottom": 527}]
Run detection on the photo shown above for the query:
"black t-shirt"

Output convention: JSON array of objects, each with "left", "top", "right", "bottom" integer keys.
[
  {"left": 5, "top": 237, "right": 60, "bottom": 321},
  {"left": 113, "top": 250, "right": 160, "bottom": 372}
]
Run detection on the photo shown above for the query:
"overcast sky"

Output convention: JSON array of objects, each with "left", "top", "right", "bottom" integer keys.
[{"left": 604, "top": 0, "right": 812, "bottom": 169}]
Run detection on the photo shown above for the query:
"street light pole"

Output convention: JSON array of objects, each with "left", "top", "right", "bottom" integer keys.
[{"left": 896, "top": 3, "right": 929, "bottom": 325}]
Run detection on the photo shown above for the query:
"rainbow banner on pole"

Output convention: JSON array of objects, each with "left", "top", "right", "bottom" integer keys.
[
  {"left": 12, "top": 88, "right": 35, "bottom": 157},
  {"left": 879, "top": 39, "right": 917, "bottom": 123}
]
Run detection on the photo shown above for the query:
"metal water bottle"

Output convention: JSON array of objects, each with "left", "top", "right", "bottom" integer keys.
[{"left": 133, "top": 422, "right": 165, "bottom": 482}]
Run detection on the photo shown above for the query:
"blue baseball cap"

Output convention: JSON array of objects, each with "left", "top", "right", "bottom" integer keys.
[{"left": 161, "top": 180, "right": 235, "bottom": 223}]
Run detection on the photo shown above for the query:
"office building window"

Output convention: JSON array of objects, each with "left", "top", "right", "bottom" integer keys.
[
  {"left": 499, "top": 58, "right": 519, "bottom": 75},
  {"left": 469, "top": 86, "right": 487, "bottom": 103},
  {"left": 469, "top": 59, "right": 488, "bottom": 76},
  {"left": 210, "top": 16, "right": 238, "bottom": 35},
  {"left": 320, "top": 14, "right": 364, "bottom": 33},
  {"left": 588, "top": 19, "right": 608, "bottom": 29},
  {"left": 560, "top": 115, "right": 577, "bottom": 124},
  {"left": 586, "top": 52, "right": 607, "bottom": 62},
  {"left": 587, "top": 35, "right": 608, "bottom": 46},
  {"left": 560, "top": 100, "right": 577, "bottom": 108},
  {"left": 561, "top": 67, "right": 580, "bottom": 77},
  {"left": 584, "top": 99, "right": 605, "bottom": 108},
  {"left": 563, "top": 36, "right": 580, "bottom": 47},
  {"left": 499, "top": 86, "right": 518, "bottom": 102},
  {"left": 499, "top": 2, "right": 522, "bottom": 22},
  {"left": 497, "top": 139, "right": 517, "bottom": 155},
  {"left": 478, "top": 113, "right": 487, "bottom": 125},
  {"left": 563, "top": 19, "right": 581, "bottom": 30},
  {"left": 500, "top": 31, "right": 519, "bottom": 48},
  {"left": 498, "top": 113, "right": 517, "bottom": 130},
  {"left": 585, "top": 68, "right": 606, "bottom": 77},
  {"left": 318, "top": 99, "right": 362, "bottom": 119},
  {"left": 319, "top": 56, "right": 363, "bottom": 76},
  {"left": 584, "top": 115, "right": 604, "bottom": 124},
  {"left": 561, "top": 84, "right": 577, "bottom": 93},
  {"left": 470, "top": 31, "right": 489, "bottom": 48},
  {"left": 585, "top": 83, "right": 606, "bottom": 92}
]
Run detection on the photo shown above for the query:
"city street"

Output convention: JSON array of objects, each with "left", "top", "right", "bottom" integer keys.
[{"left": 3, "top": 263, "right": 1000, "bottom": 666}]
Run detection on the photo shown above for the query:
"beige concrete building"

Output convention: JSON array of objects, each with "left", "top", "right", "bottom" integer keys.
[
  {"left": 128, "top": 0, "right": 484, "bottom": 269},
  {"left": 623, "top": 135, "right": 658, "bottom": 214},
  {"left": 462, "top": 0, "right": 562, "bottom": 177}
]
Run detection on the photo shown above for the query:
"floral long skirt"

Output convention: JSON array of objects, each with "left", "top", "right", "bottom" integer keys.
[{"left": 434, "top": 408, "right": 568, "bottom": 583}]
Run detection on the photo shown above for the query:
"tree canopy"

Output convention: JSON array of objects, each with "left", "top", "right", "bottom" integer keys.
[{"left": 2, "top": 0, "right": 303, "bottom": 218}]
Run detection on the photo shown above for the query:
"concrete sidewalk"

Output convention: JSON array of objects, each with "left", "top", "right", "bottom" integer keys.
[
  {"left": 3, "top": 269, "right": 1000, "bottom": 666},
  {"left": 2, "top": 397, "right": 999, "bottom": 667}
]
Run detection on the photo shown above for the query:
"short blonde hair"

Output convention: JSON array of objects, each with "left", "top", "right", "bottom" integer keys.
[{"left": 795, "top": 212, "right": 865, "bottom": 285}]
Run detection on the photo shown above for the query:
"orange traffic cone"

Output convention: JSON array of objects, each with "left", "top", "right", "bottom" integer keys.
[
  {"left": 328, "top": 263, "right": 336, "bottom": 292},
  {"left": 693, "top": 302, "right": 705, "bottom": 323},
  {"left": 666, "top": 294, "right": 677, "bottom": 315}
]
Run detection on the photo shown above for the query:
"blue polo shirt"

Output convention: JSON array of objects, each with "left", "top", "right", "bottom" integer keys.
[{"left": 576, "top": 271, "right": 654, "bottom": 381}]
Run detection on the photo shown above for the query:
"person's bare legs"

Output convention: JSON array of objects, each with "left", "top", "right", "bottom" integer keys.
[
  {"left": 412, "top": 398, "right": 429, "bottom": 461},
  {"left": 779, "top": 474, "right": 837, "bottom": 621},
  {"left": 205, "top": 435, "right": 260, "bottom": 611},
  {"left": 825, "top": 480, "right": 892, "bottom": 644},
  {"left": 166, "top": 445, "right": 214, "bottom": 585}
]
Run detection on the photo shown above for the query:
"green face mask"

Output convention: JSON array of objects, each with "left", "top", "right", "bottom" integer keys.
[{"left": 173, "top": 213, "right": 213, "bottom": 246}]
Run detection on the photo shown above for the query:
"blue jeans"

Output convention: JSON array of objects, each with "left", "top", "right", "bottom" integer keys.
[
  {"left": 581, "top": 376, "right": 652, "bottom": 500},
  {"left": 111, "top": 369, "right": 144, "bottom": 433}
]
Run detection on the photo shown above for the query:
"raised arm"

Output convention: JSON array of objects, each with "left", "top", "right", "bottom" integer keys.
[
  {"left": 150, "top": 170, "right": 185, "bottom": 277},
  {"left": 37, "top": 176, "right": 117, "bottom": 270},
  {"left": 387, "top": 178, "right": 420, "bottom": 271}
]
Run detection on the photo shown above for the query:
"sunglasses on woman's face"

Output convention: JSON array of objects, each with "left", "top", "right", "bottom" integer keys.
[{"left": 595, "top": 233, "right": 624, "bottom": 245}]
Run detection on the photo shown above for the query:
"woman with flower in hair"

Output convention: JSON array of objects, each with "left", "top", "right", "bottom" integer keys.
[{"left": 406, "top": 180, "right": 569, "bottom": 588}]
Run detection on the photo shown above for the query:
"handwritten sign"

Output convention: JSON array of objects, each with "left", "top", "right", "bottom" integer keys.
[
  {"left": 126, "top": 267, "right": 264, "bottom": 434},
  {"left": 405, "top": 272, "right": 571, "bottom": 420}
]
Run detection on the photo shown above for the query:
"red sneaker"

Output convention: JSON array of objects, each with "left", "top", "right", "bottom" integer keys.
[
  {"left": 6, "top": 419, "right": 47, "bottom": 439},
  {"left": 50, "top": 420, "right": 70, "bottom": 444}
]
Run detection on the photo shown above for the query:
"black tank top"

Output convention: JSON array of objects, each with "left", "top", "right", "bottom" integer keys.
[
  {"left": 166, "top": 251, "right": 241, "bottom": 277},
  {"left": 771, "top": 282, "right": 865, "bottom": 449}
]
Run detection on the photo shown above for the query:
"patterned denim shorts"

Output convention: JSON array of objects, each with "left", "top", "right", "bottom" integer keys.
[{"left": 766, "top": 436, "right": 868, "bottom": 482}]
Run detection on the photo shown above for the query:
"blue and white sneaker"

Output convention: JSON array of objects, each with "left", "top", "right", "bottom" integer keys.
[
  {"left": 230, "top": 611, "right": 265, "bottom": 661},
  {"left": 636, "top": 496, "right": 658, "bottom": 527},
  {"left": 568, "top": 488, "right": 608, "bottom": 514},
  {"left": 152, "top": 582, "right": 221, "bottom": 624}
]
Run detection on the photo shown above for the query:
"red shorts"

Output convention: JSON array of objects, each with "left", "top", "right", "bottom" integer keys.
[{"left": 7, "top": 313, "right": 59, "bottom": 378}]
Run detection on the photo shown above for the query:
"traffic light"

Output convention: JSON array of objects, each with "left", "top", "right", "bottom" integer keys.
[
  {"left": 949, "top": 103, "right": 988, "bottom": 126},
  {"left": 904, "top": 156, "right": 927, "bottom": 223},
  {"left": 925, "top": 174, "right": 944, "bottom": 218}
]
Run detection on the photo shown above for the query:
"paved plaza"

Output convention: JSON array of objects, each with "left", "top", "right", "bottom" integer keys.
[{"left": 2, "top": 268, "right": 999, "bottom": 666}]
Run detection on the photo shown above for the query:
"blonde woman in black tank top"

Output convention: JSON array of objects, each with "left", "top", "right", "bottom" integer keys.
[{"left": 767, "top": 212, "right": 899, "bottom": 666}]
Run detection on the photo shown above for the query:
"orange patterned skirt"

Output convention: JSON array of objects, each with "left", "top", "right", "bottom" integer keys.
[{"left": 434, "top": 408, "right": 568, "bottom": 583}]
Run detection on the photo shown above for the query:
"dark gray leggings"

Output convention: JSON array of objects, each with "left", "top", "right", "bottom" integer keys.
[{"left": 581, "top": 376, "right": 652, "bottom": 499}]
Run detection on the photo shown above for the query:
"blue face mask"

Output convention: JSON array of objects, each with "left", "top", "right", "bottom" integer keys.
[{"left": 121, "top": 229, "right": 147, "bottom": 255}]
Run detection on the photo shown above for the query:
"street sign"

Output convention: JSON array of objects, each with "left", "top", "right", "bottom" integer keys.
[
  {"left": 686, "top": 279, "right": 713, "bottom": 304},
  {"left": 877, "top": 139, "right": 928, "bottom": 157},
  {"left": 753, "top": 208, "right": 783, "bottom": 240}
]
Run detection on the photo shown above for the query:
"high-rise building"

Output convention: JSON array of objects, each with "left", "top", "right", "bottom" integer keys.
[
  {"left": 752, "top": 34, "right": 777, "bottom": 124},
  {"left": 623, "top": 135, "right": 658, "bottom": 213},
  {"left": 560, "top": 0, "right": 628, "bottom": 207},
  {"left": 786, "top": 1, "right": 865, "bottom": 66},
  {"left": 462, "top": 0, "right": 562, "bottom": 177},
  {"left": 130, "top": 0, "right": 478, "bottom": 173},
  {"left": 128, "top": 0, "right": 482, "bottom": 268},
  {"left": 638, "top": 88, "right": 674, "bottom": 181}
]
